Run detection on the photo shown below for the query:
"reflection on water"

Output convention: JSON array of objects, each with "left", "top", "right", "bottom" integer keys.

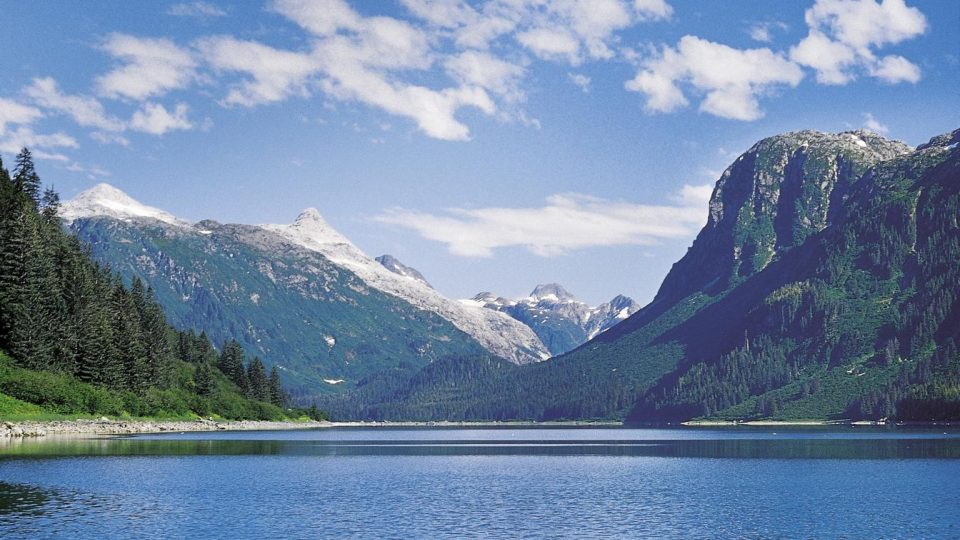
[
  {"left": 0, "top": 428, "right": 958, "bottom": 539},
  {"left": 2, "top": 434, "right": 960, "bottom": 459},
  {"left": 0, "top": 481, "right": 49, "bottom": 517}
]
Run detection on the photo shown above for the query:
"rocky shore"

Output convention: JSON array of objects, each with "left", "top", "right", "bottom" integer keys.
[{"left": 0, "top": 418, "right": 332, "bottom": 438}]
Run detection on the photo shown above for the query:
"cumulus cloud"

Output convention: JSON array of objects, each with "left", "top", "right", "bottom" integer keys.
[
  {"left": 870, "top": 54, "right": 921, "bottom": 83},
  {"left": 0, "top": 98, "right": 42, "bottom": 135},
  {"left": 96, "top": 33, "right": 197, "bottom": 100},
  {"left": 376, "top": 184, "right": 711, "bottom": 257},
  {"left": 129, "top": 102, "right": 193, "bottom": 135},
  {"left": 167, "top": 2, "right": 227, "bottom": 17},
  {"left": 790, "top": 0, "right": 926, "bottom": 85},
  {"left": 24, "top": 77, "right": 125, "bottom": 131},
  {"left": 626, "top": 36, "right": 803, "bottom": 120},
  {"left": 177, "top": 0, "right": 680, "bottom": 140}
]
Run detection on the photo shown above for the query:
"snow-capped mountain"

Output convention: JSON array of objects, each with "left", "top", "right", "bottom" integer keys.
[
  {"left": 262, "top": 210, "right": 548, "bottom": 364},
  {"left": 375, "top": 254, "right": 432, "bottom": 288},
  {"left": 465, "top": 284, "right": 640, "bottom": 356},
  {"left": 62, "top": 185, "right": 549, "bottom": 375},
  {"left": 60, "top": 183, "right": 186, "bottom": 226}
]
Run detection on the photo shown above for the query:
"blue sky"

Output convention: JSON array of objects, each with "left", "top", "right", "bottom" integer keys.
[{"left": 1, "top": 0, "right": 957, "bottom": 305}]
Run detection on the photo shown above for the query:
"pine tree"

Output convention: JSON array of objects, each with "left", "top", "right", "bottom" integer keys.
[
  {"left": 41, "top": 187, "right": 60, "bottom": 223},
  {"left": 194, "top": 361, "right": 216, "bottom": 396},
  {"left": 12, "top": 148, "right": 41, "bottom": 206},
  {"left": 218, "top": 340, "right": 248, "bottom": 391},
  {"left": 111, "top": 284, "right": 148, "bottom": 393},
  {"left": 247, "top": 357, "right": 268, "bottom": 401},
  {"left": 268, "top": 367, "right": 285, "bottom": 407}
]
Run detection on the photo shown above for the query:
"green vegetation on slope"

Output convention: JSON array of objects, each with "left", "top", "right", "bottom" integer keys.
[
  {"left": 325, "top": 129, "right": 960, "bottom": 423},
  {"left": 69, "top": 214, "right": 488, "bottom": 403},
  {"left": 0, "top": 149, "right": 321, "bottom": 421}
]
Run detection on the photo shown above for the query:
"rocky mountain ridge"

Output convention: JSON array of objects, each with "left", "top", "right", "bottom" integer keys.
[{"left": 465, "top": 283, "right": 640, "bottom": 356}]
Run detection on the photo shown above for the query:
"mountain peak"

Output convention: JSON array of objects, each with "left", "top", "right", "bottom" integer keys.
[
  {"left": 60, "top": 183, "right": 186, "bottom": 226},
  {"left": 295, "top": 207, "right": 325, "bottom": 223},
  {"left": 655, "top": 129, "right": 912, "bottom": 306},
  {"left": 529, "top": 283, "right": 576, "bottom": 303},
  {"left": 282, "top": 208, "right": 353, "bottom": 248}
]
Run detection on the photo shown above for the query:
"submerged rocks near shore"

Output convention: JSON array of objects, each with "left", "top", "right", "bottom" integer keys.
[{"left": 0, "top": 418, "right": 331, "bottom": 438}]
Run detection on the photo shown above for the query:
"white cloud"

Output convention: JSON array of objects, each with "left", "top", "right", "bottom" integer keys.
[
  {"left": 376, "top": 184, "right": 710, "bottom": 257},
  {"left": 65, "top": 162, "right": 111, "bottom": 180},
  {"left": 167, "top": 2, "right": 227, "bottom": 17},
  {"left": 626, "top": 36, "right": 803, "bottom": 120},
  {"left": 791, "top": 0, "right": 926, "bottom": 85},
  {"left": 517, "top": 28, "right": 582, "bottom": 64},
  {"left": 96, "top": 33, "right": 197, "bottom": 100},
  {"left": 129, "top": 102, "right": 193, "bottom": 135},
  {"left": 198, "top": 36, "right": 319, "bottom": 106},
  {"left": 671, "top": 183, "right": 714, "bottom": 206},
  {"left": 862, "top": 112, "right": 889, "bottom": 134},
  {"left": 24, "top": 77, "right": 125, "bottom": 131},
  {"left": 269, "top": 0, "right": 361, "bottom": 36},
  {"left": 748, "top": 21, "right": 788, "bottom": 43},
  {"left": 400, "top": 0, "right": 477, "bottom": 28},
  {"left": 267, "top": 3, "right": 498, "bottom": 140},
  {"left": 90, "top": 131, "right": 131, "bottom": 147},
  {"left": 870, "top": 54, "right": 921, "bottom": 83},
  {"left": 188, "top": 0, "right": 674, "bottom": 140},
  {"left": 0, "top": 126, "right": 78, "bottom": 160},
  {"left": 444, "top": 51, "right": 525, "bottom": 99},
  {"left": 0, "top": 98, "right": 42, "bottom": 135},
  {"left": 317, "top": 64, "right": 494, "bottom": 140},
  {"left": 634, "top": 0, "right": 673, "bottom": 21},
  {"left": 789, "top": 30, "right": 857, "bottom": 84},
  {"left": 567, "top": 72, "right": 591, "bottom": 92},
  {"left": 512, "top": 0, "right": 636, "bottom": 64}
]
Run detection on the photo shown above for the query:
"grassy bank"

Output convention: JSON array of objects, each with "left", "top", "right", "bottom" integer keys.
[{"left": 0, "top": 353, "right": 325, "bottom": 423}]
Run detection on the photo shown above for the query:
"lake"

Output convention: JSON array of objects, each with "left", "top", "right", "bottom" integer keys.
[{"left": 1, "top": 426, "right": 959, "bottom": 538}]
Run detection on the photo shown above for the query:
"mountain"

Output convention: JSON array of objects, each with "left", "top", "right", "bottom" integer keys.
[
  {"left": 375, "top": 254, "right": 432, "bottom": 288},
  {"left": 465, "top": 284, "right": 640, "bottom": 355},
  {"left": 61, "top": 187, "right": 548, "bottom": 401},
  {"left": 325, "top": 128, "right": 960, "bottom": 423}
]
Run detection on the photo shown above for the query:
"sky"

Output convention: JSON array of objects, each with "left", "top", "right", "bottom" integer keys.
[{"left": 0, "top": 0, "right": 957, "bottom": 305}]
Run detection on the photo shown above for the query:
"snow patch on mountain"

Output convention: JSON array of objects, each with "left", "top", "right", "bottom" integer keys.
[
  {"left": 470, "top": 284, "right": 641, "bottom": 355},
  {"left": 376, "top": 254, "right": 432, "bottom": 288},
  {"left": 263, "top": 210, "right": 550, "bottom": 364},
  {"left": 60, "top": 183, "right": 187, "bottom": 226}
]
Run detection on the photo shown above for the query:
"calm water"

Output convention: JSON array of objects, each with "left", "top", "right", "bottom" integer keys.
[{"left": 1, "top": 426, "right": 959, "bottom": 538}]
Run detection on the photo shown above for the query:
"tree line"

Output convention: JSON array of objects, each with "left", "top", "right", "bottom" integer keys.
[{"left": 0, "top": 148, "right": 291, "bottom": 417}]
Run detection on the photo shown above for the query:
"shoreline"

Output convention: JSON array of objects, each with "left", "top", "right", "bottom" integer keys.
[
  {"left": 2, "top": 418, "right": 956, "bottom": 439},
  {"left": 0, "top": 418, "right": 622, "bottom": 438}
]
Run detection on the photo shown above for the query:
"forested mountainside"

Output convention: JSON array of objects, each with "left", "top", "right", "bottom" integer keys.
[
  {"left": 66, "top": 209, "right": 488, "bottom": 402},
  {"left": 0, "top": 149, "right": 314, "bottom": 421},
  {"left": 325, "top": 129, "right": 960, "bottom": 423},
  {"left": 61, "top": 184, "right": 556, "bottom": 404}
]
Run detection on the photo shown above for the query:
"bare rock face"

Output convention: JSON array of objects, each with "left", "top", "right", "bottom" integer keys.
[{"left": 654, "top": 130, "right": 911, "bottom": 307}]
